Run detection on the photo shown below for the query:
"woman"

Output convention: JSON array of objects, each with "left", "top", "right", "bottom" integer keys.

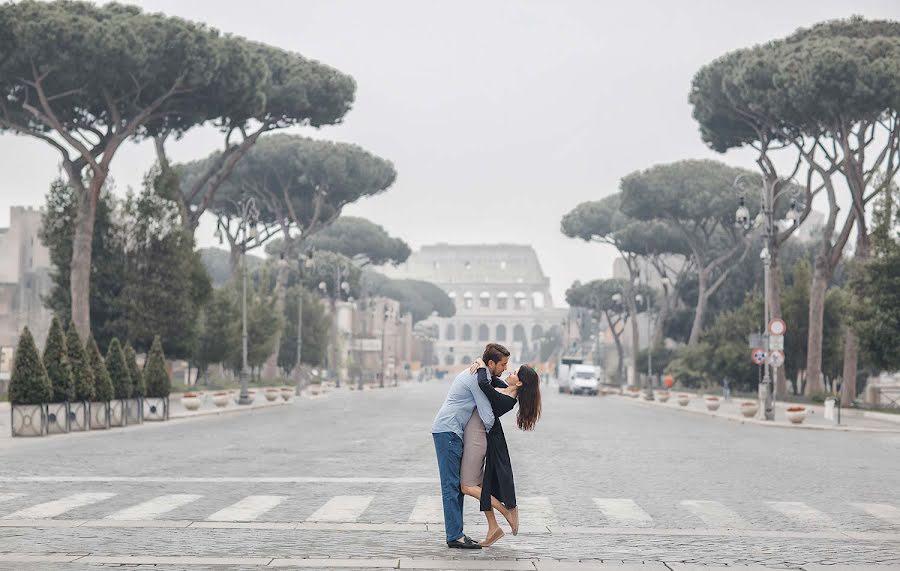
[{"left": 459, "top": 359, "right": 542, "bottom": 546}]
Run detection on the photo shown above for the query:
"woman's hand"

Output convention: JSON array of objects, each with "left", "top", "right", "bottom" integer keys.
[{"left": 469, "top": 357, "right": 486, "bottom": 374}]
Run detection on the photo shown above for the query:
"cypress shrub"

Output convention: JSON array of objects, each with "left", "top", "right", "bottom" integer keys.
[
  {"left": 144, "top": 335, "right": 170, "bottom": 398},
  {"left": 106, "top": 338, "right": 132, "bottom": 400},
  {"left": 86, "top": 337, "right": 113, "bottom": 402},
  {"left": 9, "top": 327, "right": 52, "bottom": 405},
  {"left": 124, "top": 343, "right": 144, "bottom": 398},
  {"left": 66, "top": 324, "right": 94, "bottom": 402},
  {"left": 43, "top": 316, "right": 73, "bottom": 403}
]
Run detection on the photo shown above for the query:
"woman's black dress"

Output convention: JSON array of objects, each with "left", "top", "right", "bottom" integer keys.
[{"left": 476, "top": 367, "right": 517, "bottom": 512}]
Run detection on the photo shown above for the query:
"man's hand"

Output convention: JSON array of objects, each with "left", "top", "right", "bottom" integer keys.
[{"left": 468, "top": 358, "right": 486, "bottom": 374}]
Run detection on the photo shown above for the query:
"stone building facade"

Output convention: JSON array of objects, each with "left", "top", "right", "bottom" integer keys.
[
  {"left": 0, "top": 207, "right": 54, "bottom": 390},
  {"left": 380, "top": 244, "right": 566, "bottom": 369}
]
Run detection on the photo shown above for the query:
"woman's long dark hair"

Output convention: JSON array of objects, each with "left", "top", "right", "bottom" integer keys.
[{"left": 516, "top": 365, "right": 542, "bottom": 431}]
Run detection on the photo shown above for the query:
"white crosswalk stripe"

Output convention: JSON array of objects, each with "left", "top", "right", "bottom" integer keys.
[
  {"left": 681, "top": 500, "right": 749, "bottom": 528},
  {"left": 766, "top": 501, "right": 834, "bottom": 526},
  {"left": 408, "top": 496, "right": 443, "bottom": 523},
  {"left": 3, "top": 493, "right": 116, "bottom": 519},
  {"left": 307, "top": 495, "right": 373, "bottom": 522},
  {"left": 851, "top": 502, "right": 900, "bottom": 526},
  {"left": 518, "top": 496, "right": 557, "bottom": 526},
  {"left": 206, "top": 495, "right": 287, "bottom": 522},
  {"left": 593, "top": 498, "right": 653, "bottom": 524},
  {"left": 105, "top": 494, "right": 202, "bottom": 521},
  {"left": 0, "top": 493, "right": 25, "bottom": 504}
]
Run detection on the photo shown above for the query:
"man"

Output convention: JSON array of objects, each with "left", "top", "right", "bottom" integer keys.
[{"left": 432, "top": 342, "right": 510, "bottom": 549}]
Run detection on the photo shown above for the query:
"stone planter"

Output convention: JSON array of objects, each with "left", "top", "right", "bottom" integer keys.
[
  {"left": 68, "top": 401, "right": 90, "bottom": 432},
  {"left": 182, "top": 393, "right": 201, "bottom": 411},
  {"left": 109, "top": 399, "right": 127, "bottom": 427},
  {"left": 740, "top": 401, "right": 759, "bottom": 418},
  {"left": 280, "top": 388, "right": 293, "bottom": 401},
  {"left": 143, "top": 397, "right": 169, "bottom": 421},
  {"left": 655, "top": 390, "right": 670, "bottom": 403},
  {"left": 246, "top": 390, "right": 257, "bottom": 403},
  {"left": 90, "top": 401, "right": 110, "bottom": 430},
  {"left": 599, "top": 387, "right": 609, "bottom": 396},
  {"left": 125, "top": 398, "right": 143, "bottom": 425},
  {"left": 704, "top": 396, "right": 721, "bottom": 411},
  {"left": 212, "top": 392, "right": 229, "bottom": 408},
  {"left": 10, "top": 403, "right": 47, "bottom": 437},
  {"left": 46, "top": 402, "right": 70, "bottom": 434},
  {"left": 786, "top": 406, "right": 807, "bottom": 424},
  {"left": 264, "top": 388, "right": 280, "bottom": 402},
  {"left": 677, "top": 394, "right": 690, "bottom": 406},
  {"left": 641, "top": 391, "right": 654, "bottom": 401}
]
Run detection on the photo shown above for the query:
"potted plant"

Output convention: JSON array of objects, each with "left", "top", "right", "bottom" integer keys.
[
  {"left": 105, "top": 339, "right": 130, "bottom": 427},
  {"left": 43, "top": 317, "right": 73, "bottom": 434},
  {"left": 87, "top": 336, "right": 113, "bottom": 430},
  {"left": 740, "top": 401, "right": 759, "bottom": 418},
  {"left": 626, "top": 386, "right": 640, "bottom": 398},
  {"left": 182, "top": 392, "right": 202, "bottom": 411},
  {"left": 704, "top": 395, "right": 721, "bottom": 411},
  {"left": 143, "top": 336, "right": 170, "bottom": 421},
  {"left": 9, "top": 327, "right": 52, "bottom": 437},
  {"left": 280, "top": 387, "right": 293, "bottom": 401},
  {"left": 124, "top": 343, "right": 144, "bottom": 425},
  {"left": 212, "top": 392, "right": 229, "bottom": 407},
  {"left": 786, "top": 405, "right": 808, "bottom": 424},
  {"left": 265, "top": 387, "right": 280, "bottom": 402},
  {"left": 66, "top": 324, "right": 93, "bottom": 432},
  {"left": 654, "top": 390, "right": 670, "bottom": 403},
  {"left": 677, "top": 393, "right": 690, "bottom": 406}
]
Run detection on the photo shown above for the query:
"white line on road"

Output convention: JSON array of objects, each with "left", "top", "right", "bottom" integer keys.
[
  {"left": 206, "top": 495, "right": 287, "bottom": 522},
  {"left": 0, "top": 493, "right": 25, "bottom": 504},
  {"left": 592, "top": 498, "right": 653, "bottom": 524},
  {"left": 105, "top": 494, "right": 202, "bottom": 520},
  {"left": 408, "top": 496, "right": 443, "bottom": 523},
  {"left": 0, "top": 476, "right": 437, "bottom": 484},
  {"left": 307, "top": 495, "right": 374, "bottom": 522},
  {"left": 766, "top": 501, "right": 834, "bottom": 526},
  {"left": 851, "top": 502, "right": 900, "bottom": 526},
  {"left": 2, "top": 492, "right": 116, "bottom": 519},
  {"left": 518, "top": 496, "right": 557, "bottom": 526},
  {"left": 680, "top": 500, "right": 749, "bottom": 528}
]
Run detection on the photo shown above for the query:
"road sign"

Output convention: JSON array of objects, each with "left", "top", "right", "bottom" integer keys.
[
  {"left": 751, "top": 348, "right": 767, "bottom": 365},
  {"left": 767, "top": 350, "right": 785, "bottom": 368},
  {"left": 748, "top": 333, "right": 766, "bottom": 348},
  {"left": 768, "top": 319, "right": 786, "bottom": 336},
  {"left": 769, "top": 335, "right": 784, "bottom": 351}
]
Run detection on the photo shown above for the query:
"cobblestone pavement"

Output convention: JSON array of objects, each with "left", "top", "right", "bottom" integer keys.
[{"left": 1, "top": 379, "right": 899, "bottom": 570}]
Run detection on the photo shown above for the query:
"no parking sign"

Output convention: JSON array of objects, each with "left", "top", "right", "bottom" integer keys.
[{"left": 751, "top": 348, "right": 767, "bottom": 365}]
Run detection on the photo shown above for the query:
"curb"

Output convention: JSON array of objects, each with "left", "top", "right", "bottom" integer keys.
[{"left": 617, "top": 394, "right": 900, "bottom": 434}]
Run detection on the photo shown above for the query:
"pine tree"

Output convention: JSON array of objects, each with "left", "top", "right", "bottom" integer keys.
[
  {"left": 43, "top": 316, "right": 74, "bottom": 403},
  {"left": 86, "top": 337, "right": 113, "bottom": 402},
  {"left": 144, "top": 335, "right": 171, "bottom": 398},
  {"left": 105, "top": 338, "right": 132, "bottom": 400},
  {"left": 9, "top": 327, "right": 52, "bottom": 405},
  {"left": 66, "top": 324, "right": 94, "bottom": 402},
  {"left": 124, "top": 343, "right": 144, "bottom": 398}
]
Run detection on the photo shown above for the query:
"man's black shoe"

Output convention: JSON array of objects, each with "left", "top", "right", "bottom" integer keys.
[{"left": 447, "top": 535, "right": 482, "bottom": 549}]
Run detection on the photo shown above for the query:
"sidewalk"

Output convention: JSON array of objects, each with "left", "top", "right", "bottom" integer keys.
[{"left": 619, "top": 390, "right": 900, "bottom": 433}]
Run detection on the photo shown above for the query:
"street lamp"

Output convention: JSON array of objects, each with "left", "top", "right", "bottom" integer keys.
[
  {"left": 309, "top": 254, "right": 353, "bottom": 389},
  {"left": 734, "top": 175, "right": 801, "bottom": 420},
  {"left": 238, "top": 195, "right": 260, "bottom": 406},
  {"left": 381, "top": 304, "right": 395, "bottom": 388}
]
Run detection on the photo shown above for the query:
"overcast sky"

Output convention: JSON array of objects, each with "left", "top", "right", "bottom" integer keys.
[{"left": 2, "top": 0, "right": 898, "bottom": 304}]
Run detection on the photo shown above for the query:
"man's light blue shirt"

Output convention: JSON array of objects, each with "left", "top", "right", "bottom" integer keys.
[{"left": 432, "top": 368, "right": 495, "bottom": 438}]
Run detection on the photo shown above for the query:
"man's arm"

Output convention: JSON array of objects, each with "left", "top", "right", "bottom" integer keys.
[{"left": 465, "top": 372, "right": 495, "bottom": 431}]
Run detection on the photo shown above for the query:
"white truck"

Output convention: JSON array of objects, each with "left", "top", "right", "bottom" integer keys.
[{"left": 569, "top": 364, "right": 601, "bottom": 396}]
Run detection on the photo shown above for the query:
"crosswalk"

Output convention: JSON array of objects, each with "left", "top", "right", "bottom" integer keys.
[{"left": 0, "top": 492, "right": 898, "bottom": 530}]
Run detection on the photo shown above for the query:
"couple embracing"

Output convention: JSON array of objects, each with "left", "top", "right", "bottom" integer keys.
[{"left": 431, "top": 343, "right": 542, "bottom": 549}]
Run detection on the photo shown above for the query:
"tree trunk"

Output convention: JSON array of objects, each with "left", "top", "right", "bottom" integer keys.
[
  {"left": 652, "top": 292, "right": 670, "bottom": 347},
  {"left": 70, "top": 180, "right": 101, "bottom": 340},
  {"left": 804, "top": 258, "right": 830, "bottom": 395},
  {"left": 229, "top": 245, "right": 241, "bottom": 280},
  {"left": 688, "top": 269, "right": 708, "bottom": 346},
  {"left": 767, "top": 242, "right": 788, "bottom": 399},
  {"left": 841, "top": 224, "right": 870, "bottom": 406},
  {"left": 625, "top": 295, "right": 639, "bottom": 387}
]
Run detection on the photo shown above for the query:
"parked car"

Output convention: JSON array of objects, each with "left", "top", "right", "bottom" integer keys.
[{"left": 570, "top": 365, "right": 600, "bottom": 396}]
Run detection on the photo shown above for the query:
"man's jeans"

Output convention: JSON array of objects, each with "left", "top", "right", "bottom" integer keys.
[{"left": 433, "top": 432, "right": 464, "bottom": 542}]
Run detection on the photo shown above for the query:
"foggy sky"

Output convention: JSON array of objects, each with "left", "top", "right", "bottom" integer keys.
[{"left": 2, "top": 0, "right": 898, "bottom": 304}]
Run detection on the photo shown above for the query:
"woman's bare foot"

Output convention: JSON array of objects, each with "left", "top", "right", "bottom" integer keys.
[
  {"left": 482, "top": 526, "right": 505, "bottom": 547},
  {"left": 504, "top": 506, "right": 519, "bottom": 536}
]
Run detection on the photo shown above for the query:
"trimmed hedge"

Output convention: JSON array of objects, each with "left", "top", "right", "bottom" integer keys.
[
  {"left": 86, "top": 337, "right": 113, "bottom": 402},
  {"left": 9, "top": 327, "right": 52, "bottom": 405},
  {"left": 124, "top": 343, "right": 144, "bottom": 398},
  {"left": 144, "top": 335, "right": 170, "bottom": 398},
  {"left": 66, "top": 324, "right": 94, "bottom": 402},
  {"left": 43, "top": 316, "right": 73, "bottom": 403},
  {"left": 106, "top": 338, "right": 132, "bottom": 400}
]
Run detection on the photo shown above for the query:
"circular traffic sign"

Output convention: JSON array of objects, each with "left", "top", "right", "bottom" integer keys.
[
  {"left": 751, "top": 348, "right": 767, "bottom": 365},
  {"left": 768, "top": 318, "right": 787, "bottom": 336},
  {"left": 767, "top": 350, "right": 785, "bottom": 368}
]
